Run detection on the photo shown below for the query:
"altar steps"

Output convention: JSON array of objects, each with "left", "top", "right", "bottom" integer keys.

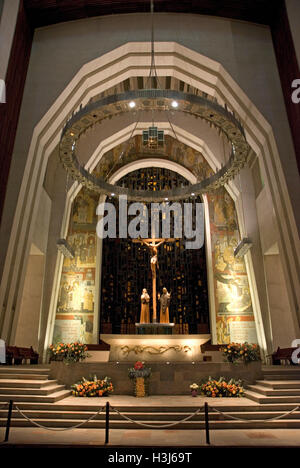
[
  {"left": 244, "top": 366, "right": 300, "bottom": 404},
  {"left": 0, "top": 366, "right": 71, "bottom": 403},
  {"left": 1, "top": 403, "right": 300, "bottom": 429}
]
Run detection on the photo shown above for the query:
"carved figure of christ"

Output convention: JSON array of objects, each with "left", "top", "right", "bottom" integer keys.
[{"left": 133, "top": 238, "right": 175, "bottom": 323}]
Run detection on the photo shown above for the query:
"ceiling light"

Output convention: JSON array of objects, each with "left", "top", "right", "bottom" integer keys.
[
  {"left": 171, "top": 100, "right": 178, "bottom": 108},
  {"left": 129, "top": 101, "right": 136, "bottom": 108}
]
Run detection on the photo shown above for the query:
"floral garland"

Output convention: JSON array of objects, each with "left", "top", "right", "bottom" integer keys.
[
  {"left": 49, "top": 342, "right": 89, "bottom": 364},
  {"left": 200, "top": 376, "right": 244, "bottom": 398},
  {"left": 222, "top": 342, "right": 260, "bottom": 364},
  {"left": 71, "top": 375, "right": 113, "bottom": 397}
]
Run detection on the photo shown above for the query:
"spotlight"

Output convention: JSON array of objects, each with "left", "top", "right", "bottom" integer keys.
[
  {"left": 234, "top": 237, "right": 253, "bottom": 258},
  {"left": 129, "top": 101, "right": 136, "bottom": 108},
  {"left": 56, "top": 239, "right": 75, "bottom": 259},
  {"left": 191, "top": 193, "right": 195, "bottom": 197},
  {"left": 171, "top": 100, "right": 178, "bottom": 108},
  {"left": 111, "top": 193, "right": 115, "bottom": 197}
]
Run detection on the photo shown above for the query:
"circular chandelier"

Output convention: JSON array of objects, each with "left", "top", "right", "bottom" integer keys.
[{"left": 59, "top": 88, "right": 250, "bottom": 201}]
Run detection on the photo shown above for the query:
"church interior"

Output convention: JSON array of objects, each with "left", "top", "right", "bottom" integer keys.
[{"left": 0, "top": 0, "right": 299, "bottom": 449}]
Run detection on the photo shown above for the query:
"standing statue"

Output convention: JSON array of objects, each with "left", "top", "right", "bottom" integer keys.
[
  {"left": 140, "top": 288, "right": 150, "bottom": 323},
  {"left": 158, "top": 287, "right": 171, "bottom": 324}
]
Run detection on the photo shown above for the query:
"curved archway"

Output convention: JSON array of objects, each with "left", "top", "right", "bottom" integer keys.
[{"left": 1, "top": 42, "right": 298, "bottom": 358}]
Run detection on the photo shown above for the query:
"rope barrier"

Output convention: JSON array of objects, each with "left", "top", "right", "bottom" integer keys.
[
  {"left": 110, "top": 406, "right": 203, "bottom": 429},
  {"left": 14, "top": 404, "right": 106, "bottom": 431},
  {"left": 211, "top": 405, "right": 300, "bottom": 422}
]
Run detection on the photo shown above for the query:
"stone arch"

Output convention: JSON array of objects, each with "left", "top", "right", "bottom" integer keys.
[{"left": 0, "top": 42, "right": 298, "bottom": 358}]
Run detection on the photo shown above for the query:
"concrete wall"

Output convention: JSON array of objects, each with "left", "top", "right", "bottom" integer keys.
[
  {"left": 0, "top": 0, "right": 19, "bottom": 80},
  {"left": 1, "top": 13, "right": 299, "bottom": 353}
]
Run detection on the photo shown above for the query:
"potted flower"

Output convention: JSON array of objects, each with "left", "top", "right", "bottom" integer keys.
[
  {"left": 190, "top": 383, "right": 199, "bottom": 397},
  {"left": 128, "top": 361, "right": 151, "bottom": 397}
]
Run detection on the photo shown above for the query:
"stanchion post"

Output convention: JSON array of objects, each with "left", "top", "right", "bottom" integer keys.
[
  {"left": 4, "top": 400, "right": 13, "bottom": 442},
  {"left": 204, "top": 402, "right": 210, "bottom": 445},
  {"left": 105, "top": 401, "right": 110, "bottom": 444}
]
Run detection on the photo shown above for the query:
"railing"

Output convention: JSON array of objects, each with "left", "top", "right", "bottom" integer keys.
[{"left": 1, "top": 400, "right": 299, "bottom": 446}]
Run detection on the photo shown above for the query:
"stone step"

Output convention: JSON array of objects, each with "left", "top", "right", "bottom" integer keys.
[
  {"left": 0, "top": 384, "right": 66, "bottom": 396},
  {"left": 1, "top": 400, "right": 300, "bottom": 413},
  {"left": 0, "top": 389, "right": 71, "bottom": 403},
  {"left": 244, "top": 389, "right": 300, "bottom": 404},
  {"left": 0, "top": 367, "right": 50, "bottom": 374},
  {"left": 257, "top": 380, "right": 300, "bottom": 389},
  {"left": 1, "top": 409, "right": 299, "bottom": 421},
  {"left": 247, "top": 384, "right": 300, "bottom": 397},
  {"left": 0, "top": 379, "right": 58, "bottom": 388},
  {"left": 1, "top": 417, "right": 300, "bottom": 429},
  {"left": 263, "top": 367, "right": 300, "bottom": 375},
  {"left": 0, "top": 373, "right": 49, "bottom": 380}
]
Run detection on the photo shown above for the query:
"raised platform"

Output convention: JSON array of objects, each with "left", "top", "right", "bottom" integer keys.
[{"left": 50, "top": 361, "right": 263, "bottom": 395}]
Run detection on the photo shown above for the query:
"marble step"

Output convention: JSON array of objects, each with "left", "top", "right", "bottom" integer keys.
[
  {"left": 0, "top": 389, "right": 71, "bottom": 403},
  {"left": 0, "top": 384, "right": 66, "bottom": 396},
  {"left": 0, "top": 367, "right": 50, "bottom": 374},
  {"left": 257, "top": 380, "right": 300, "bottom": 389},
  {"left": 1, "top": 409, "right": 299, "bottom": 421},
  {"left": 244, "top": 389, "right": 300, "bottom": 404},
  {"left": 1, "top": 417, "right": 300, "bottom": 429},
  {"left": 247, "top": 385, "right": 300, "bottom": 397},
  {"left": 0, "top": 373, "right": 49, "bottom": 380},
  {"left": 0, "top": 379, "right": 58, "bottom": 388}
]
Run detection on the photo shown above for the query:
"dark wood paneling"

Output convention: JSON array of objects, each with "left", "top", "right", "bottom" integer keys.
[
  {"left": 271, "top": 1, "right": 300, "bottom": 173},
  {"left": 24, "top": 0, "right": 275, "bottom": 28},
  {"left": 0, "top": 1, "right": 33, "bottom": 225}
]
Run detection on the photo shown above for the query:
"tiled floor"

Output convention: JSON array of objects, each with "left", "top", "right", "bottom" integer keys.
[{"left": 1, "top": 426, "right": 300, "bottom": 447}]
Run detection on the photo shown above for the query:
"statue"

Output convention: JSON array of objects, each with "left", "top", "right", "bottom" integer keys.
[
  {"left": 133, "top": 237, "right": 175, "bottom": 323},
  {"left": 140, "top": 288, "right": 150, "bottom": 323},
  {"left": 158, "top": 287, "right": 171, "bottom": 323}
]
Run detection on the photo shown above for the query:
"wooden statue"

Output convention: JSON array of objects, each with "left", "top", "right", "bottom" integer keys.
[
  {"left": 140, "top": 288, "right": 150, "bottom": 323},
  {"left": 158, "top": 287, "right": 171, "bottom": 323}
]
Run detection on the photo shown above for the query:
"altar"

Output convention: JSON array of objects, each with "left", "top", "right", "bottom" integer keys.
[{"left": 97, "top": 334, "right": 211, "bottom": 362}]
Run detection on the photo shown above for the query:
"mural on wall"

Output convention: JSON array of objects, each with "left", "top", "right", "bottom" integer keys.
[
  {"left": 53, "top": 188, "right": 98, "bottom": 344},
  {"left": 207, "top": 189, "right": 257, "bottom": 345},
  {"left": 94, "top": 135, "right": 214, "bottom": 182}
]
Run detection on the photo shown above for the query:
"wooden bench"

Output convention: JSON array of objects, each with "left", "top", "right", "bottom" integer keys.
[
  {"left": 6, "top": 346, "right": 39, "bottom": 365},
  {"left": 270, "top": 347, "right": 298, "bottom": 365}
]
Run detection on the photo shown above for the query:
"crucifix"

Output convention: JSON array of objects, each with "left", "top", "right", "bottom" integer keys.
[{"left": 133, "top": 237, "right": 175, "bottom": 323}]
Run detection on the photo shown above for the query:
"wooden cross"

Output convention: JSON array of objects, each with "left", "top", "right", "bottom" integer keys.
[{"left": 133, "top": 237, "right": 176, "bottom": 322}]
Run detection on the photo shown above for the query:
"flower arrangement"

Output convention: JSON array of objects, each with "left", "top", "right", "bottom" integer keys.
[
  {"left": 128, "top": 361, "right": 151, "bottom": 397},
  {"left": 190, "top": 383, "right": 199, "bottom": 391},
  {"left": 71, "top": 375, "right": 113, "bottom": 397},
  {"left": 200, "top": 376, "right": 244, "bottom": 398},
  {"left": 190, "top": 383, "right": 199, "bottom": 397},
  {"left": 49, "top": 342, "right": 89, "bottom": 364},
  {"left": 222, "top": 342, "right": 260, "bottom": 364},
  {"left": 128, "top": 361, "right": 151, "bottom": 379}
]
